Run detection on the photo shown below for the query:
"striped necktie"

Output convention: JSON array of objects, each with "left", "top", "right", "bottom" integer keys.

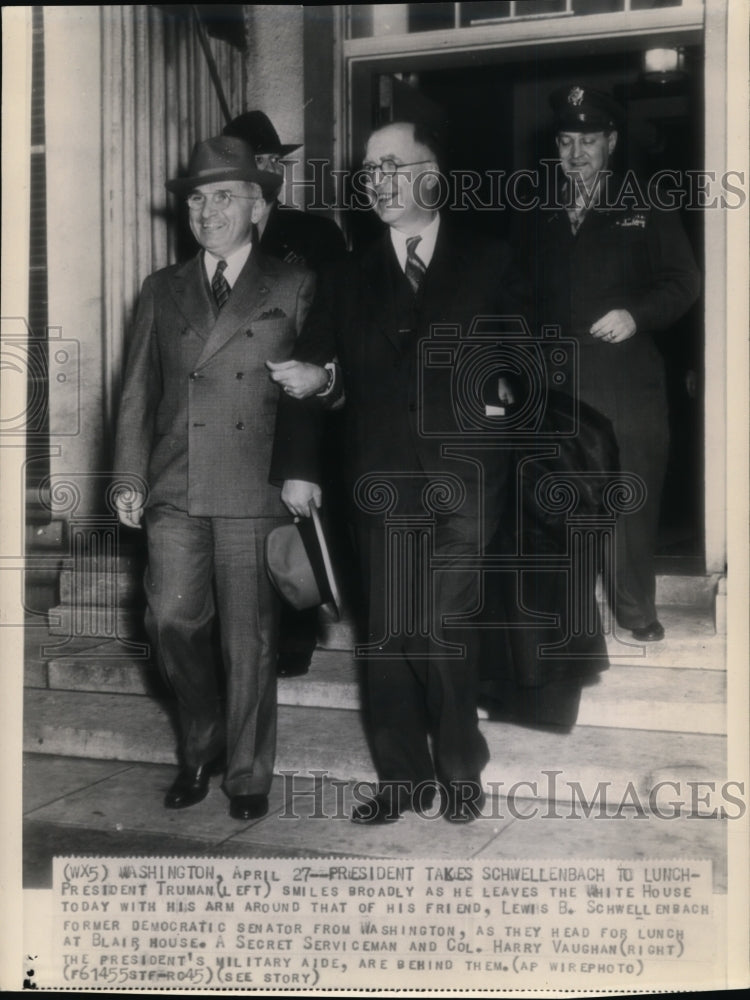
[
  {"left": 211, "top": 258, "right": 230, "bottom": 310},
  {"left": 405, "top": 235, "right": 426, "bottom": 294}
]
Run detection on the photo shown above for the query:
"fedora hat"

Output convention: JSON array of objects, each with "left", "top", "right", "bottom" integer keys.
[
  {"left": 265, "top": 505, "right": 341, "bottom": 620},
  {"left": 165, "top": 136, "right": 283, "bottom": 196},
  {"left": 550, "top": 84, "right": 623, "bottom": 133},
  {"left": 223, "top": 110, "right": 301, "bottom": 157}
]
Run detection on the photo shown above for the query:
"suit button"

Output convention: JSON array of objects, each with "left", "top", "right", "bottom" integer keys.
[
  {"left": 236, "top": 372, "right": 244, "bottom": 379},
  {"left": 245, "top": 330, "right": 254, "bottom": 338},
  {"left": 189, "top": 371, "right": 198, "bottom": 380},
  {"left": 236, "top": 422, "right": 245, "bottom": 430},
  {"left": 181, "top": 327, "right": 189, "bottom": 336}
]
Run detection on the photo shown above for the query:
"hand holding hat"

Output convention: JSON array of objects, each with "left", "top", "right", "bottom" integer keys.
[{"left": 265, "top": 504, "right": 341, "bottom": 621}]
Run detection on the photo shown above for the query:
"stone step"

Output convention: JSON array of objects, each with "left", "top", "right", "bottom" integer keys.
[
  {"left": 23, "top": 688, "right": 727, "bottom": 811},
  {"left": 44, "top": 601, "right": 725, "bottom": 670},
  {"left": 24, "top": 520, "right": 68, "bottom": 614},
  {"left": 25, "top": 519, "right": 65, "bottom": 548},
  {"left": 653, "top": 573, "right": 720, "bottom": 609},
  {"left": 319, "top": 604, "right": 725, "bottom": 669},
  {"left": 301, "top": 650, "right": 725, "bottom": 735},
  {"left": 31, "top": 629, "right": 726, "bottom": 735},
  {"left": 46, "top": 571, "right": 722, "bottom": 639},
  {"left": 47, "top": 605, "right": 145, "bottom": 640},
  {"left": 52, "top": 557, "right": 720, "bottom": 608}
]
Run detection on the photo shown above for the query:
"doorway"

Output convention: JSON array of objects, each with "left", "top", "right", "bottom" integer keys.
[{"left": 347, "top": 44, "right": 705, "bottom": 570}]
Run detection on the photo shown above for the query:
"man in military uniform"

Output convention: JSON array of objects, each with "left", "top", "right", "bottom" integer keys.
[{"left": 513, "top": 84, "right": 700, "bottom": 641}]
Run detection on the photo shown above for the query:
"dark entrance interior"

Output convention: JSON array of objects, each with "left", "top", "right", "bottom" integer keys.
[{"left": 349, "top": 44, "right": 704, "bottom": 571}]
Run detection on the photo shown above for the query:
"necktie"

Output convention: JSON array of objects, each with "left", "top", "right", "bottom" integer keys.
[
  {"left": 211, "top": 258, "right": 230, "bottom": 310},
  {"left": 405, "top": 235, "right": 426, "bottom": 294},
  {"left": 568, "top": 205, "right": 586, "bottom": 235}
]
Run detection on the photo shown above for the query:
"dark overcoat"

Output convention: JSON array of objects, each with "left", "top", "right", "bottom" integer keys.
[{"left": 259, "top": 202, "right": 346, "bottom": 272}]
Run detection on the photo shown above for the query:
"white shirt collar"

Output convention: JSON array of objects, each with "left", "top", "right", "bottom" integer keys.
[
  {"left": 389, "top": 214, "right": 440, "bottom": 273},
  {"left": 203, "top": 242, "right": 252, "bottom": 288}
]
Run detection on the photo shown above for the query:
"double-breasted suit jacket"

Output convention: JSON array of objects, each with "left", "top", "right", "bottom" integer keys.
[
  {"left": 115, "top": 249, "right": 315, "bottom": 516},
  {"left": 273, "top": 221, "right": 523, "bottom": 788},
  {"left": 114, "top": 248, "right": 314, "bottom": 796}
]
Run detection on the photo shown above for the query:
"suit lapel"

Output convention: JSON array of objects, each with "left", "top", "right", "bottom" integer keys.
[
  {"left": 167, "top": 254, "right": 215, "bottom": 340},
  {"left": 194, "top": 251, "right": 272, "bottom": 368},
  {"left": 419, "top": 220, "right": 453, "bottom": 302}
]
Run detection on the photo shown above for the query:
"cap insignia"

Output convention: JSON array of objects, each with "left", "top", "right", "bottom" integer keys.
[{"left": 568, "top": 86, "right": 585, "bottom": 107}]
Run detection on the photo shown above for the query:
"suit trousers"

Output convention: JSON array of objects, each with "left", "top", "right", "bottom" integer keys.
[
  {"left": 144, "top": 506, "right": 284, "bottom": 796},
  {"left": 606, "top": 412, "right": 668, "bottom": 630},
  {"left": 575, "top": 351, "right": 670, "bottom": 630},
  {"left": 354, "top": 468, "right": 504, "bottom": 788}
]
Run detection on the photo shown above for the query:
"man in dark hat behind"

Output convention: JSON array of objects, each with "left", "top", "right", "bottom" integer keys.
[
  {"left": 513, "top": 84, "right": 700, "bottom": 642},
  {"left": 224, "top": 110, "right": 348, "bottom": 678},
  {"left": 224, "top": 110, "right": 346, "bottom": 273},
  {"left": 113, "top": 135, "right": 318, "bottom": 820}
]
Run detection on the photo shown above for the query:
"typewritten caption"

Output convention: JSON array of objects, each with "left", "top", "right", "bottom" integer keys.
[{"left": 43, "top": 857, "right": 717, "bottom": 991}]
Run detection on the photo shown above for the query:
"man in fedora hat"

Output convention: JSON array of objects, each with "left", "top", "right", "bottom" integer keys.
[
  {"left": 113, "top": 135, "right": 318, "bottom": 820},
  {"left": 225, "top": 110, "right": 348, "bottom": 679},
  {"left": 223, "top": 110, "right": 346, "bottom": 273}
]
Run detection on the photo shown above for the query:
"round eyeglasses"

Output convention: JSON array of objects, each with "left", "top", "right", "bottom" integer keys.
[
  {"left": 186, "top": 190, "right": 258, "bottom": 211},
  {"left": 360, "top": 159, "right": 433, "bottom": 180}
]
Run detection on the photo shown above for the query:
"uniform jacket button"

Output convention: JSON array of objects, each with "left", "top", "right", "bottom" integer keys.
[{"left": 236, "top": 422, "right": 245, "bottom": 430}]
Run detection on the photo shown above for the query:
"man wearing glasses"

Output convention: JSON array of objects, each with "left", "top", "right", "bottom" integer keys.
[
  {"left": 113, "top": 136, "right": 316, "bottom": 821},
  {"left": 269, "top": 121, "right": 521, "bottom": 824}
]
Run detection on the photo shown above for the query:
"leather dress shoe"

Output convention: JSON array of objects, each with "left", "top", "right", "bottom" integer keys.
[
  {"left": 229, "top": 794, "right": 269, "bottom": 821},
  {"left": 631, "top": 620, "right": 665, "bottom": 642},
  {"left": 164, "top": 754, "right": 225, "bottom": 810},
  {"left": 277, "top": 653, "right": 310, "bottom": 678},
  {"left": 442, "top": 779, "right": 486, "bottom": 824},
  {"left": 351, "top": 783, "right": 438, "bottom": 825}
]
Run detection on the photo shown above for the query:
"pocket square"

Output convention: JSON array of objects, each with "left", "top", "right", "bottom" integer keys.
[{"left": 258, "top": 307, "right": 287, "bottom": 320}]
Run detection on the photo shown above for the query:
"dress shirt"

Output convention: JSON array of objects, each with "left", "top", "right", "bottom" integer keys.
[
  {"left": 389, "top": 214, "right": 440, "bottom": 272},
  {"left": 203, "top": 243, "right": 252, "bottom": 289}
]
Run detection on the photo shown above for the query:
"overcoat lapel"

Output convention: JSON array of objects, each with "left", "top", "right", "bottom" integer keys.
[
  {"left": 194, "top": 251, "right": 272, "bottom": 368},
  {"left": 358, "top": 235, "right": 404, "bottom": 353},
  {"left": 418, "top": 221, "right": 457, "bottom": 312},
  {"left": 259, "top": 202, "right": 284, "bottom": 257}
]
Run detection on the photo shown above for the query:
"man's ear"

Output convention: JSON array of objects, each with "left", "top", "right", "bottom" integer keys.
[
  {"left": 251, "top": 197, "right": 268, "bottom": 225},
  {"left": 421, "top": 164, "right": 440, "bottom": 191},
  {"left": 607, "top": 130, "right": 618, "bottom": 156}
]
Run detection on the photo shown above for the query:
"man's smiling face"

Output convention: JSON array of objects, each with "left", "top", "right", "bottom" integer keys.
[
  {"left": 363, "top": 123, "right": 439, "bottom": 235},
  {"left": 188, "top": 180, "right": 263, "bottom": 258}
]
